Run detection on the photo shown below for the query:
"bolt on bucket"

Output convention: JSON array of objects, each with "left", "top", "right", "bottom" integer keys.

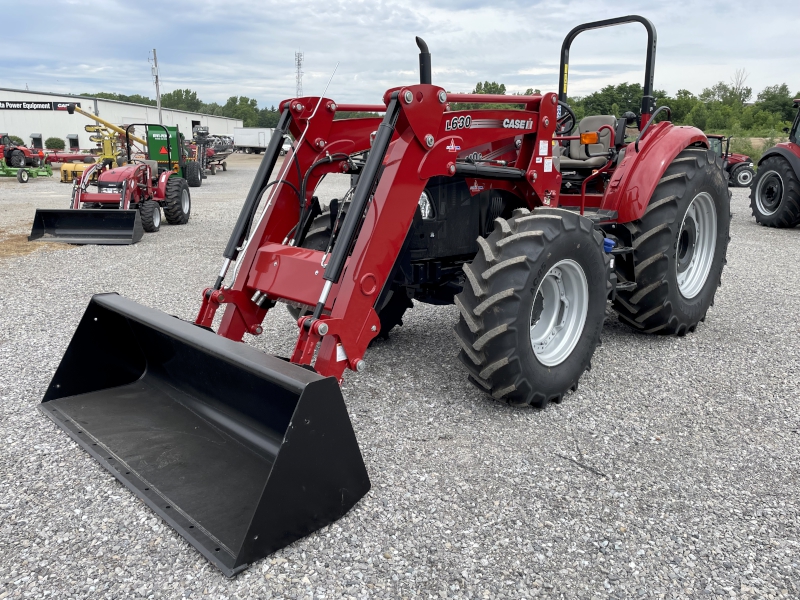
[
  {"left": 40, "top": 294, "right": 370, "bottom": 577},
  {"left": 28, "top": 209, "right": 144, "bottom": 245}
]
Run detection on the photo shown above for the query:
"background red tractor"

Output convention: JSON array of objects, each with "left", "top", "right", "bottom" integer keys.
[
  {"left": 29, "top": 123, "right": 192, "bottom": 244},
  {"left": 0, "top": 133, "right": 44, "bottom": 167},
  {"left": 706, "top": 134, "right": 754, "bottom": 187},
  {"left": 40, "top": 16, "right": 730, "bottom": 576},
  {"left": 750, "top": 99, "right": 800, "bottom": 227}
]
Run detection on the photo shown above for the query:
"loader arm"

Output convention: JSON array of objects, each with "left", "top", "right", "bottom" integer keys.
[{"left": 199, "top": 86, "right": 560, "bottom": 381}]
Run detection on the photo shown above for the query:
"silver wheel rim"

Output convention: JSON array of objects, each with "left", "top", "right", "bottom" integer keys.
[
  {"left": 676, "top": 191, "right": 717, "bottom": 299},
  {"left": 181, "top": 189, "right": 190, "bottom": 214},
  {"left": 529, "top": 259, "right": 589, "bottom": 367},
  {"left": 755, "top": 170, "right": 783, "bottom": 216},
  {"left": 737, "top": 168, "right": 753, "bottom": 186},
  {"left": 153, "top": 204, "right": 161, "bottom": 228}
]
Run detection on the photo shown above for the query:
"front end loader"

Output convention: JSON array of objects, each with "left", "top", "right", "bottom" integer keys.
[{"left": 40, "top": 16, "right": 730, "bottom": 576}]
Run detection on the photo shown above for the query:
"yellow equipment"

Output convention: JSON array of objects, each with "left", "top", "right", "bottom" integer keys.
[{"left": 59, "top": 106, "right": 148, "bottom": 183}]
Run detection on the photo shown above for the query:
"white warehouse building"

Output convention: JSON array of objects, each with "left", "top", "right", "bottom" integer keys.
[{"left": 0, "top": 88, "right": 243, "bottom": 151}]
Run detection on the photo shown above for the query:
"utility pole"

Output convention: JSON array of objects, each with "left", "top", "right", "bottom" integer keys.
[
  {"left": 150, "top": 49, "right": 163, "bottom": 124},
  {"left": 295, "top": 51, "right": 304, "bottom": 98}
]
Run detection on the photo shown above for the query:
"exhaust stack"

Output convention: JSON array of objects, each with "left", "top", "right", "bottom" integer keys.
[{"left": 416, "top": 37, "right": 431, "bottom": 84}]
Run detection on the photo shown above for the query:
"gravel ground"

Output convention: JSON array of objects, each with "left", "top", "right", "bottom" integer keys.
[{"left": 1, "top": 154, "right": 799, "bottom": 599}]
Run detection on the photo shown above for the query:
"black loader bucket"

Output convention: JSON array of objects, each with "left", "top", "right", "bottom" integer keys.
[
  {"left": 28, "top": 209, "right": 144, "bottom": 245},
  {"left": 40, "top": 294, "right": 370, "bottom": 577}
]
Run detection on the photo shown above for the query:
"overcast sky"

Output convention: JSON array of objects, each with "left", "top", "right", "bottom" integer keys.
[{"left": 2, "top": 0, "right": 797, "bottom": 108}]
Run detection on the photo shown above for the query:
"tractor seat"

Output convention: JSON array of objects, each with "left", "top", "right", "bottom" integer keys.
[{"left": 559, "top": 115, "right": 617, "bottom": 169}]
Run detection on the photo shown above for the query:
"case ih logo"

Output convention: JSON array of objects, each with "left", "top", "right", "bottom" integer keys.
[
  {"left": 0, "top": 100, "right": 80, "bottom": 110},
  {"left": 503, "top": 118, "right": 534, "bottom": 130},
  {"left": 445, "top": 139, "right": 461, "bottom": 152}
]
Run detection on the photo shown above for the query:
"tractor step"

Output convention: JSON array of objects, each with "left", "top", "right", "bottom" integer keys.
[
  {"left": 28, "top": 209, "right": 144, "bottom": 245},
  {"left": 552, "top": 206, "right": 619, "bottom": 224},
  {"left": 615, "top": 281, "right": 637, "bottom": 292},
  {"left": 40, "top": 294, "right": 370, "bottom": 577}
]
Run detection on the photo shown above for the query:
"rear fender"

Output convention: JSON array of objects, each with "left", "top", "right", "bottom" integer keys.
[
  {"left": 601, "top": 123, "right": 708, "bottom": 223},
  {"left": 759, "top": 143, "right": 800, "bottom": 175},
  {"left": 154, "top": 170, "right": 172, "bottom": 200}
]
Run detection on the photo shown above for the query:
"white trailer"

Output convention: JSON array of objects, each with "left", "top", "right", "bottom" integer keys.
[{"left": 233, "top": 127, "right": 274, "bottom": 154}]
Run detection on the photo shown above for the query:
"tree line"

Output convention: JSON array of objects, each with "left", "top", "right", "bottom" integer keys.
[{"left": 82, "top": 70, "right": 798, "bottom": 139}]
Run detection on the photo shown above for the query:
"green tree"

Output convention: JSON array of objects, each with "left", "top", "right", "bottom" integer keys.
[
  {"left": 755, "top": 84, "right": 796, "bottom": 122},
  {"left": 220, "top": 96, "right": 260, "bottom": 126},
  {"left": 161, "top": 89, "right": 203, "bottom": 112},
  {"left": 45, "top": 137, "right": 65, "bottom": 150},
  {"left": 259, "top": 106, "right": 282, "bottom": 127}
]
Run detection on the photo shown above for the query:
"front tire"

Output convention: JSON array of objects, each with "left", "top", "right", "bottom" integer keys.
[
  {"left": 613, "top": 147, "right": 730, "bottom": 334},
  {"left": 185, "top": 160, "right": 202, "bottom": 188},
  {"left": 164, "top": 177, "right": 191, "bottom": 224},
  {"left": 749, "top": 156, "right": 800, "bottom": 228},
  {"left": 139, "top": 200, "right": 161, "bottom": 232},
  {"left": 454, "top": 208, "right": 609, "bottom": 407},
  {"left": 732, "top": 165, "right": 754, "bottom": 188}
]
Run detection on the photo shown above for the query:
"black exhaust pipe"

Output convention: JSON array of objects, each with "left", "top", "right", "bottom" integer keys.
[{"left": 416, "top": 36, "right": 431, "bottom": 84}]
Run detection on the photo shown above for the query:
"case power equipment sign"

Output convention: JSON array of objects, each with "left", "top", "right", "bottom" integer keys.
[{"left": 0, "top": 101, "right": 81, "bottom": 111}]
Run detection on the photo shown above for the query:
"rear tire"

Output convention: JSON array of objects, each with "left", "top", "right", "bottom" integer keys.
[
  {"left": 164, "top": 177, "right": 191, "bottom": 225},
  {"left": 222, "top": 161, "right": 227, "bottom": 172},
  {"left": 749, "top": 156, "right": 800, "bottom": 227},
  {"left": 454, "top": 208, "right": 609, "bottom": 407},
  {"left": 613, "top": 147, "right": 730, "bottom": 334},
  {"left": 185, "top": 160, "right": 202, "bottom": 188},
  {"left": 9, "top": 150, "right": 25, "bottom": 168},
  {"left": 139, "top": 200, "right": 161, "bottom": 232}
]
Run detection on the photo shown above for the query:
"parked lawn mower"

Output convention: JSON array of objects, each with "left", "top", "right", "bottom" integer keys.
[
  {"left": 28, "top": 122, "right": 192, "bottom": 244},
  {"left": 0, "top": 157, "right": 52, "bottom": 183},
  {"left": 40, "top": 16, "right": 729, "bottom": 576},
  {"left": 0, "top": 133, "right": 43, "bottom": 168},
  {"left": 750, "top": 100, "right": 800, "bottom": 227},
  {"left": 706, "top": 134, "right": 754, "bottom": 187}
]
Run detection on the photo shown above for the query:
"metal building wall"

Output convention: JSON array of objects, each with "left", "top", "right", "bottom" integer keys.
[{"left": 0, "top": 89, "right": 243, "bottom": 149}]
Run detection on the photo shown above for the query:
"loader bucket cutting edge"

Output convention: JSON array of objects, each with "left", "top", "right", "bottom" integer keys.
[
  {"left": 28, "top": 209, "right": 144, "bottom": 245},
  {"left": 40, "top": 293, "right": 370, "bottom": 577}
]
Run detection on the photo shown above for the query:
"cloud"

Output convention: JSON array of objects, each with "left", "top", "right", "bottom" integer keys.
[{"left": 1, "top": 0, "right": 797, "bottom": 108}]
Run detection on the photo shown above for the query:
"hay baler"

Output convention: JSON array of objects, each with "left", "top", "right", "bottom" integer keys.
[{"left": 39, "top": 16, "right": 729, "bottom": 576}]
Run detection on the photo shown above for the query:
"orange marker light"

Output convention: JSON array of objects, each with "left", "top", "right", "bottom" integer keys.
[{"left": 580, "top": 132, "right": 599, "bottom": 145}]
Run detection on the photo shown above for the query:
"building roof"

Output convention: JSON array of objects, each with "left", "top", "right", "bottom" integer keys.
[{"left": 0, "top": 87, "right": 241, "bottom": 121}]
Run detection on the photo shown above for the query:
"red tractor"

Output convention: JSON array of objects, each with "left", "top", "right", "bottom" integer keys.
[
  {"left": 29, "top": 123, "right": 192, "bottom": 244},
  {"left": 750, "top": 99, "right": 800, "bottom": 227},
  {"left": 40, "top": 16, "right": 729, "bottom": 576},
  {"left": 0, "top": 133, "right": 44, "bottom": 167},
  {"left": 706, "top": 134, "right": 755, "bottom": 187}
]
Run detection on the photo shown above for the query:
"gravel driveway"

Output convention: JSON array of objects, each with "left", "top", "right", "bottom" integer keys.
[{"left": 1, "top": 154, "right": 798, "bottom": 599}]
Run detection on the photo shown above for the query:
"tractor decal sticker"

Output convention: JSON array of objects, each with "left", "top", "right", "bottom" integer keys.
[
  {"left": 446, "top": 139, "right": 461, "bottom": 152},
  {"left": 469, "top": 180, "right": 485, "bottom": 194},
  {"left": 503, "top": 118, "right": 534, "bottom": 130},
  {"left": 444, "top": 115, "right": 472, "bottom": 131},
  {"left": 470, "top": 119, "right": 504, "bottom": 129}
]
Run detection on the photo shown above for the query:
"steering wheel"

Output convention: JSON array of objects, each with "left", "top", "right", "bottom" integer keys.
[{"left": 556, "top": 101, "right": 577, "bottom": 136}]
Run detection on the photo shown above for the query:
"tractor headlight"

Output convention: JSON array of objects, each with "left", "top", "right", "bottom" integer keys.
[{"left": 418, "top": 190, "right": 434, "bottom": 220}]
